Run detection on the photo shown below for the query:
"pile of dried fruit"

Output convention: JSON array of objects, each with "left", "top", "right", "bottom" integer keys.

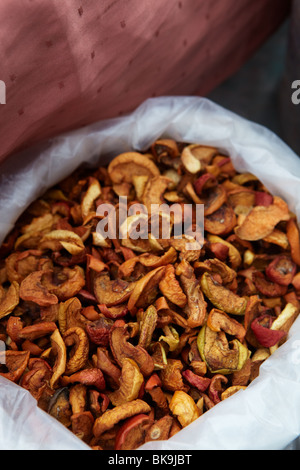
[{"left": 0, "top": 140, "right": 300, "bottom": 450}]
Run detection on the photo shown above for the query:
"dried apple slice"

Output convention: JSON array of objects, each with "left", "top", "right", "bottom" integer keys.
[
  {"left": 0, "top": 350, "right": 30, "bottom": 383},
  {"left": 200, "top": 272, "right": 247, "bottom": 315},
  {"left": 234, "top": 196, "right": 290, "bottom": 241},
  {"left": 108, "top": 152, "right": 160, "bottom": 185},
  {"left": 250, "top": 314, "right": 286, "bottom": 348},
  {"left": 110, "top": 326, "right": 154, "bottom": 376},
  {"left": 286, "top": 218, "right": 300, "bottom": 266},
  {"left": 93, "top": 399, "right": 151, "bottom": 438},
  {"left": 42, "top": 266, "right": 85, "bottom": 301},
  {"left": 181, "top": 144, "right": 217, "bottom": 174},
  {"left": 158, "top": 264, "right": 187, "bottom": 308},
  {"left": 39, "top": 229, "right": 85, "bottom": 255},
  {"left": 178, "top": 260, "right": 207, "bottom": 327},
  {"left": 106, "top": 358, "right": 144, "bottom": 406},
  {"left": 207, "top": 308, "right": 246, "bottom": 342},
  {"left": 206, "top": 234, "right": 242, "bottom": 269},
  {"left": 81, "top": 177, "right": 101, "bottom": 219},
  {"left": 141, "top": 175, "right": 172, "bottom": 212},
  {"left": 252, "top": 271, "right": 288, "bottom": 298},
  {"left": 93, "top": 272, "right": 135, "bottom": 307},
  {"left": 19, "top": 270, "right": 58, "bottom": 307},
  {"left": 197, "top": 325, "right": 249, "bottom": 374},
  {"left": 115, "top": 413, "right": 154, "bottom": 450},
  {"left": 204, "top": 204, "right": 236, "bottom": 236},
  {"left": 265, "top": 255, "right": 296, "bottom": 286},
  {"left": 0, "top": 281, "right": 19, "bottom": 319},
  {"left": 151, "top": 139, "right": 179, "bottom": 163},
  {"left": 169, "top": 390, "right": 200, "bottom": 427},
  {"left": 127, "top": 266, "right": 166, "bottom": 314}
]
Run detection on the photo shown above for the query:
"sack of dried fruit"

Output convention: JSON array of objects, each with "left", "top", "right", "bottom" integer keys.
[{"left": 1, "top": 96, "right": 300, "bottom": 450}]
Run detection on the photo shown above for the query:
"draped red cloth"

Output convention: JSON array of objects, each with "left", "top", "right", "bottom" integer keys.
[{"left": 0, "top": 0, "right": 290, "bottom": 163}]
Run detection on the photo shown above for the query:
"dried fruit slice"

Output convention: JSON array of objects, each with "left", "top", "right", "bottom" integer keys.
[
  {"left": 197, "top": 325, "right": 249, "bottom": 374},
  {"left": 235, "top": 196, "right": 290, "bottom": 241},
  {"left": 108, "top": 152, "right": 160, "bottom": 184},
  {"left": 93, "top": 399, "right": 151, "bottom": 437},
  {"left": 200, "top": 272, "right": 247, "bottom": 315},
  {"left": 93, "top": 272, "right": 135, "bottom": 307}
]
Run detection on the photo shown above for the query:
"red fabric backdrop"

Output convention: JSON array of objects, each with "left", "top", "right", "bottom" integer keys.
[{"left": 0, "top": 0, "right": 290, "bottom": 163}]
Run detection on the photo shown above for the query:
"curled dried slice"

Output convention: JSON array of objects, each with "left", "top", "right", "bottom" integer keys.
[
  {"left": 197, "top": 325, "right": 249, "bottom": 374},
  {"left": 169, "top": 390, "right": 200, "bottom": 427},
  {"left": 151, "top": 139, "right": 179, "bottom": 162},
  {"left": 221, "top": 385, "right": 247, "bottom": 400},
  {"left": 62, "top": 368, "right": 106, "bottom": 391},
  {"left": 200, "top": 272, "right": 247, "bottom": 315},
  {"left": 21, "top": 358, "right": 53, "bottom": 403},
  {"left": 141, "top": 176, "right": 171, "bottom": 213},
  {"left": 107, "top": 358, "right": 144, "bottom": 406},
  {"left": 208, "top": 374, "right": 228, "bottom": 404},
  {"left": 63, "top": 327, "right": 89, "bottom": 375},
  {"left": 265, "top": 256, "right": 296, "bottom": 286},
  {"left": 252, "top": 271, "right": 288, "bottom": 298},
  {"left": 5, "top": 250, "right": 44, "bottom": 283},
  {"left": 178, "top": 260, "right": 207, "bottom": 328},
  {"left": 108, "top": 152, "right": 160, "bottom": 185},
  {"left": 194, "top": 173, "right": 217, "bottom": 195},
  {"left": 207, "top": 308, "right": 246, "bottom": 342},
  {"left": 182, "top": 369, "right": 211, "bottom": 392},
  {"left": 0, "top": 350, "right": 30, "bottom": 383},
  {"left": 263, "top": 229, "right": 289, "bottom": 250},
  {"left": 115, "top": 413, "right": 153, "bottom": 450},
  {"left": 58, "top": 297, "right": 86, "bottom": 333},
  {"left": 50, "top": 328, "right": 67, "bottom": 389},
  {"left": 250, "top": 315, "right": 286, "bottom": 348},
  {"left": 81, "top": 177, "right": 101, "bottom": 219},
  {"left": 19, "top": 322, "right": 57, "bottom": 341},
  {"left": 159, "top": 325, "right": 180, "bottom": 352},
  {"left": 19, "top": 271, "right": 58, "bottom": 307},
  {"left": 39, "top": 230, "right": 85, "bottom": 255},
  {"left": 235, "top": 196, "right": 290, "bottom": 241},
  {"left": 158, "top": 264, "right": 187, "bottom": 308},
  {"left": 42, "top": 266, "right": 85, "bottom": 301},
  {"left": 286, "top": 218, "right": 300, "bottom": 266},
  {"left": 269, "top": 303, "right": 299, "bottom": 353},
  {"left": 145, "top": 415, "right": 174, "bottom": 443},
  {"left": 110, "top": 326, "right": 154, "bottom": 376},
  {"left": 204, "top": 204, "right": 236, "bottom": 236},
  {"left": 94, "top": 272, "right": 134, "bottom": 307},
  {"left": 160, "top": 359, "right": 187, "bottom": 392},
  {"left": 127, "top": 266, "right": 166, "bottom": 314},
  {"left": 86, "top": 317, "right": 113, "bottom": 347},
  {"left": 227, "top": 188, "right": 255, "bottom": 214},
  {"left": 138, "top": 305, "right": 158, "bottom": 350},
  {"left": 0, "top": 281, "right": 19, "bottom": 319},
  {"left": 206, "top": 234, "right": 242, "bottom": 269},
  {"left": 181, "top": 144, "right": 217, "bottom": 174},
  {"left": 93, "top": 399, "right": 151, "bottom": 438},
  {"left": 48, "top": 387, "right": 72, "bottom": 427},
  {"left": 71, "top": 411, "right": 94, "bottom": 443}
]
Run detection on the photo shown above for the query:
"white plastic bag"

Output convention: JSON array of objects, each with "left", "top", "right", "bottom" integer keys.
[{"left": 1, "top": 96, "right": 300, "bottom": 450}]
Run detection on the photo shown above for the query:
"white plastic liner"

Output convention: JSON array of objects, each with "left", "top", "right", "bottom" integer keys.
[{"left": 0, "top": 96, "right": 300, "bottom": 450}]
